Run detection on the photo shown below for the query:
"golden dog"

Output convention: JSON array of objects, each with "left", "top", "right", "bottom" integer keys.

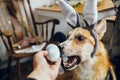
[{"left": 56, "top": 19, "right": 116, "bottom": 80}]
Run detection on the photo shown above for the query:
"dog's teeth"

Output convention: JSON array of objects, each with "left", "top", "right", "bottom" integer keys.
[
  {"left": 63, "top": 57, "right": 68, "bottom": 62},
  {"left": 63, "top": 62, "right": 67, "bottom": 65},
  {"left": 63, "top": 62, "right": 69, "bottom": 67},
  {"left": 63, "top": 62, "right": 72, "bottom": 67},
  {"left": 61, "top": 54, "right": 68, "bottom": 62}
]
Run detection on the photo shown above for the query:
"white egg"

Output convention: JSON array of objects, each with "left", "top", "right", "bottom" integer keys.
[{"left": 46, "top": 44, "right": 60, "bottom": 62}]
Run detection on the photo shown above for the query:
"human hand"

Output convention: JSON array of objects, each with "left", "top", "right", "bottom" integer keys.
[{"left": 28, "top": 51, "right": 61, "bottom": 80}]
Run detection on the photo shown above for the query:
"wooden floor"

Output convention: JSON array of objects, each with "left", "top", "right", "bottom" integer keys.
[{"left": 0, "top": 60, "right": 33, "bottom": 80}]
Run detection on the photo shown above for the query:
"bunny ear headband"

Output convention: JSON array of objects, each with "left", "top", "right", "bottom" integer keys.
[{"left": 59, "top": 0, "right": 98, "bottom": 57}]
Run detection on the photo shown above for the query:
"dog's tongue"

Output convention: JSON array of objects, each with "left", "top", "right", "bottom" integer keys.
[{"left": 64, "top": 57, "right": 77, "bottom": 67}]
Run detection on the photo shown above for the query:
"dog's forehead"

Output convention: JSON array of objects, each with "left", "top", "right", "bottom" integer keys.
[{"left": 68, "top": 27, "right": 92, "bottom": 38}]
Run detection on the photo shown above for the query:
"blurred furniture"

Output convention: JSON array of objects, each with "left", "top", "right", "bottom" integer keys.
[
  {"left": 107, "top": 1, "right": 120, "bottom": 79},
  {"left": 35, "top": 0, "right": 115, "bottom": 21},
  {"left": 0, "top": 0, "right": 59, "bottom": 80},
  {"left": 102, "top": 16, "right": 116, "bottom": 56}
]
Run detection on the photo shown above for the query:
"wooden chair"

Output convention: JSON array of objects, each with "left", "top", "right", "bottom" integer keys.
[{"left": 1, "top": 0, "right": 60, "bottom": 80}]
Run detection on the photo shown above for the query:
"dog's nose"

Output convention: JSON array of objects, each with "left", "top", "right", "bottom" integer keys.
[{"left": 58, "top": 44, "right": 64, "bottom": 50}]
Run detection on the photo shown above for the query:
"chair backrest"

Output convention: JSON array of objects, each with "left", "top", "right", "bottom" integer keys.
[
  {"left": 34, "top": 19, "right": 60, "bottom": 42},
  {"left": 0, "top": 29, "right": 13, "bottom": 56},
  {"left": 0, "top": 0, "right": 60, "bottom": 55},
  {"left": 0, "top": 1, "right": 15, "bottom": 55},
  {"left": 26, "top": 0, "right": 60, "bottom": 42},
  {"left": 5, "top": 0, "right": 60, "bottom": 42}
]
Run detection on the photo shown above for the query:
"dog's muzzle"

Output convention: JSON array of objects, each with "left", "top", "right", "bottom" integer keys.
[{"left": 58, "top": 45, "right": 81, "bottom": 71}]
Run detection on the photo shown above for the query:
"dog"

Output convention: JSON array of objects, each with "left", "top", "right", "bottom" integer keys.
[
  {"left": 56, "top": 0, "right": 116, "bottom": 80},
  {"left": 56, "top": 19, "right": 116, "bottom": 80}
]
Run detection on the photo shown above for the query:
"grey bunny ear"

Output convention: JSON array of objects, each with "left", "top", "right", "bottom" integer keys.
[
  {"left": 83, "top": 0, "right": 98, "bottom": 57},
  {"left": 59, "top": 0, "right": 80, "bottom": 28},
  {"left": 83, "top": 0, "right": 98, "bottom": 26}
]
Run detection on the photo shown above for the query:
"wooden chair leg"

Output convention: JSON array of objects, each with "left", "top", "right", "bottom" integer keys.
[
  {"left": 16, "top": 59, "right": 22, "bottom": 80},
  {"left": 7, "top": 56, "right": 12, "bottom": 80}
]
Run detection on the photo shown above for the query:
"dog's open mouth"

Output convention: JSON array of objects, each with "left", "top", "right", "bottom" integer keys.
[{"left": 61, "top": 55, "right": 81, "bottom": 71}]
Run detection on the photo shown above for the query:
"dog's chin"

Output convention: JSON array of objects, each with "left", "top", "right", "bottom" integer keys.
[{"left": 61, "top": 55, "right": 81, "bottom": 71}]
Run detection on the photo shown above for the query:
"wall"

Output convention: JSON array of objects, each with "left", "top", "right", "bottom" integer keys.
[{"left": 29, "top": 0, "right": 53, "bottom": 9}]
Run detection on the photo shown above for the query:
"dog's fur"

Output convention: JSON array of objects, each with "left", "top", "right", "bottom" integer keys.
[{"left": 56, "top": 19, "right": 116, "bottom": 80}]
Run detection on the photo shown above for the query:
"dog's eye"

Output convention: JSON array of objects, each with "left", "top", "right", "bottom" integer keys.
[{"left": 76, "top": 35, "right": 84, "bottom": 41}]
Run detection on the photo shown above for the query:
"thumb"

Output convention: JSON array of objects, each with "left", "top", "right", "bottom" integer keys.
[{"left": 52, "top": 58, "right": 61, "bottom": 69}]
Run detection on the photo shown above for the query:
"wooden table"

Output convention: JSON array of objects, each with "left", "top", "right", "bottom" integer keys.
[
  {"left": 35, "top": 0, "right": 115, "bottom": 20},
  {"left": 36, "top": 0, "right": 114, "bottom": 14},
  {"left": 35, "top": 0, "right": 116, "bottom": 35}
]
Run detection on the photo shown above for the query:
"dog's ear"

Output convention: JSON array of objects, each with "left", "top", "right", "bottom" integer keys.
[
  {"left": 58, "top": 0, "right": 80, "bottom": 29},
  {"left": 95, "top": 19, "right": 107, "bottom": 40}
]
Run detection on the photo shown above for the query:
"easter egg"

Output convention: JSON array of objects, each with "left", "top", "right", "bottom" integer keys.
[{"left": 46, "top": 44, "right": 60, "bottom": 62}]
